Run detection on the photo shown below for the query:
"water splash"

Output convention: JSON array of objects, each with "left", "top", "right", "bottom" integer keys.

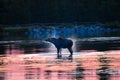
[{"left": 52, "top": 27, "right": 58, "bottom": 38}]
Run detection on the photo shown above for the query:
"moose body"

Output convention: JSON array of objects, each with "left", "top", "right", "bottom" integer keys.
[{"left": 46, "top": 38, "right": 73, "bottom": 58}]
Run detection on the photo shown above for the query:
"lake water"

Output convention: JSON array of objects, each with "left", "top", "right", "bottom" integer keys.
[{"left": 0, "top": 26, "right": 120, "bottom": 80}]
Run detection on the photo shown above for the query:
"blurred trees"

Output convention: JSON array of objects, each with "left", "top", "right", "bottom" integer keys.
[{"left": 0, "top": 0, "right": 120, "bottom": 24}]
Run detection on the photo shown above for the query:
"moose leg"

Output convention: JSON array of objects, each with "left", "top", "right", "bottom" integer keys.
[
  {"left": 57, "top": 48, "right": 61, "bottom": 58},
  {"left": 59, "top": 49, "right": 62, "bottom": 57},
  {"left": 68, "top": 47, "right": 73, "bottom": 57}
]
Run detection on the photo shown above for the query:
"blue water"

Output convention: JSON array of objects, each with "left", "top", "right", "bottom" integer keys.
[
  {"left": 28, "top": 26, "right": 120, "bottom": 40},
  {"left": 1, "top": 25, "right": 120, "bottom": 41}
]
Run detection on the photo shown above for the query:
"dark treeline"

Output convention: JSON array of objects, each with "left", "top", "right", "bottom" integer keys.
[{"left": 0, "top": 0, "right": 120, "bottom": 24}]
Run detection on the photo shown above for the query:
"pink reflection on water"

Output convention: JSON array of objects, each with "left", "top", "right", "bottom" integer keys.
[
  {"left": 5, "top": 45, "right": 24, "bottom": 55},
  {"left": 0, "top": 50, "right": 120, "bottom": 80}
]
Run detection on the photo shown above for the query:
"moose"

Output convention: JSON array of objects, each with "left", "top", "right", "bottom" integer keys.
[{"left": 45, "top": 37, "right": 73, "bottom": 59}]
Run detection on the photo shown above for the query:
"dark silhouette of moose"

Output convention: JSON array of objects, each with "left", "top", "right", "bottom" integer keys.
[{"left": 45, "top": 37, "right": 73, "bottom": 58}]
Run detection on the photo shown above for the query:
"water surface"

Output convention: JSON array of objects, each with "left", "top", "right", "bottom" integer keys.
[{"left": 0, "top": 26, "right": 120, "bottom": 80}]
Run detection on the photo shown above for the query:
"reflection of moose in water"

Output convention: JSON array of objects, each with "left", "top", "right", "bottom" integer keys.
[{"left": 45, "top": 37, "right": 73, "bottom": 59}]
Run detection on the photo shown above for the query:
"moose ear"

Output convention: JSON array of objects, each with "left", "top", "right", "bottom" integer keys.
[
  {"left": 45, "top": 38, "right": 49, "bottom": 41},
  {"left": 45, "top": 39, "right": 47, "bottom": 41}
]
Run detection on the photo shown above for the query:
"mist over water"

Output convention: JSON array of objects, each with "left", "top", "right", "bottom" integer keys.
[
  {"left": 0, "top": 25, "right": 120, "bottom": 80},
  {"left": 1, "top": 25, "right": 120, "bottom": 41}
]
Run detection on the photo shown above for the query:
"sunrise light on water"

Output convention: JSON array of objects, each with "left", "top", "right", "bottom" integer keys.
[
  {"left": 0, "top": 25, "right": 120, "bottom": 80},
  {"left": 0, "top": 0, "right": 120, "bottom": 79},
  {"left": 0, "top": 50, "right": 120, "bottom": 80}
]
